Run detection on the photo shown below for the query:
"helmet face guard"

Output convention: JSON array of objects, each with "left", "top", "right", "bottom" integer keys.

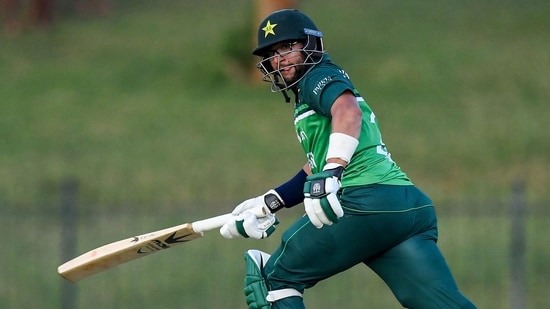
[
  {"left": 253, "top": 10, "right": 325, "bottom": 94},
  {"left": 256, "top": 31, "right": 324, "bottom": 92}
]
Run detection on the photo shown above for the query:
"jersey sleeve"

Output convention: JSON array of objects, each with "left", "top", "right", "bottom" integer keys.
[{"left": 300, "top": 65, "right": 355, "bottom": 117}]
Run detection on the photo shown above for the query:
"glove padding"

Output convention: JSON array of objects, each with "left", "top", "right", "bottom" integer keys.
[
  {"left": 303, "top": 164, "right": 345, "bottom": 228},
  {"left": 220, "top": 190, "right": 281, "bottom": 239}
]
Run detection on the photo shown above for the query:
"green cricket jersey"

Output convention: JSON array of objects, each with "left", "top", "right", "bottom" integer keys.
[{"left": 294, "top": 54, "right": 412, "bottom": 187}]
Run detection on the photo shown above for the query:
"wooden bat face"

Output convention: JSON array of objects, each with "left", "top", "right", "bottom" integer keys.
[
  {"left": 57, "top": 213, "right": 240, "bottom": 282},
  {"left": 58, "top": 223, "right": 201, "bottom": 282}
]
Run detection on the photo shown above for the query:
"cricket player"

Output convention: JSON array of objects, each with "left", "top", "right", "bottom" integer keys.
[{"left": 220, "top": 9, "right": 476, "bottom": 309}]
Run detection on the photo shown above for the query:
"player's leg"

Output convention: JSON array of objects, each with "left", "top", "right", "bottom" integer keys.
[
  {"left": 243, "top": 249, "right": 304, "bottom": 309},
  {"left": 260, "top": 211, "right": 415, "bottom": 309},
  {"left": 241, "top": 227, "right": 309, "bottom": 309},
  {"left": 246, "top": 184, "right": 461, "bottom": 308},
  {"left": 367, "top": 226, "right": 476, "bottom": 309},
  {"left": 259, "top": 215, "right": 362, "bottom": 309}
]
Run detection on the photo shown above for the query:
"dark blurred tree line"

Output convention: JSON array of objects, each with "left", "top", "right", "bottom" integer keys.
[
  {"left": 1, "top": 0, "right": 111, "bottom": 34},
  {"left": 1, "top": 0, "right": 299, "bottom": 36}
]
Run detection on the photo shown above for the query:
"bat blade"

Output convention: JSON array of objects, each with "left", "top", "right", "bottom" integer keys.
[{"left": 58, "top": 213, "right": 233, "bottom": 282}]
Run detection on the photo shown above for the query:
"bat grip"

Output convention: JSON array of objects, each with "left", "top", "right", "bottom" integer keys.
[{"left": 191, "top": 205, "right": 268, "bottom": 233}]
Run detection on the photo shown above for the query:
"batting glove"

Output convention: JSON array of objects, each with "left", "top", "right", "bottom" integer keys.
[
  {"left": 303, "top": 163, "right": 345, "bottom": 228},
  {"left": 220, "top": 190, "right": 282, "bottom": 239}
]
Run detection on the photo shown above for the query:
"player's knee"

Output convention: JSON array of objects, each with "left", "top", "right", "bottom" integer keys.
[
  {"left": 244, "top": 250, "right": 271, "bottom": 309},
  {"left": 244, "top": 250, "right": 303, "bottom": 309}
]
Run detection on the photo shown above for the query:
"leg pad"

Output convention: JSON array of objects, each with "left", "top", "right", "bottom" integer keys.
[
  {"left": 244, "top": 250, "right": 304, "bottom": 308},
  {"left": 266, "top": 288, "right": 303, "bottom": 302},
  {"left": 244, "top": 250, "right": 271, "bottom": 309}
]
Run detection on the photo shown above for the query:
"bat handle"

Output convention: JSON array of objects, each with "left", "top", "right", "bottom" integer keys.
[
  {"left": 192, "top": 213, "right": 233, "bottom": 233},
  {"left": 191, "top": 206, "right": 268, "bottom": 233}
]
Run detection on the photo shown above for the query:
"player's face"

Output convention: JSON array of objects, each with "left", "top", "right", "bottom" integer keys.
[{"left": 267, "top": 41, "right": 305, "bottom": 83}]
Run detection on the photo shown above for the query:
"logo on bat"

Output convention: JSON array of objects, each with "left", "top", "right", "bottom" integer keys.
[{"left": 135, "top": 231, "right": 193, "bottom": 254}]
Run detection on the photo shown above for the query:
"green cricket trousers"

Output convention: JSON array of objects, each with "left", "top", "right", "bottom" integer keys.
[{"left": 263, "top": 184, "right": 476, "bottom": 308}]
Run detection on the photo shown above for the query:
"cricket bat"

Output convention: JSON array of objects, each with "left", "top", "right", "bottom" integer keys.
[{"left": 58, "top": 212, "right": 235, "bottom": 282}]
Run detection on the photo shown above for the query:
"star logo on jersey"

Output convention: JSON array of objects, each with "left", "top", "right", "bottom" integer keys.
[{"left": 262, "top": 20, "right": 277, "bottom": 37}]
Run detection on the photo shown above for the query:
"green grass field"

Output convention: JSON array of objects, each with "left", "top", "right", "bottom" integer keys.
[{"left": 1, "top": 0, "right": 549, "bottom": 308}]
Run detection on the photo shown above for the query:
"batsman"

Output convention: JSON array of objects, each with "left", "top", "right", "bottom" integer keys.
[{"left": 220, "top": 9, "right": 476, "bottom": 309}]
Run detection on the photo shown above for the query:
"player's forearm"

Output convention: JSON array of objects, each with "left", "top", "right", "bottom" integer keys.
[
  {"left": 302, "top": 162, "right": 312, "bottom": 175},
  {"left": 271, "top": 168, "right": 309, "bottom": 211}
]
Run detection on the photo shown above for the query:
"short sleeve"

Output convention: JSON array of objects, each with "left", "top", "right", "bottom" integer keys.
[{"left": 299, "top": 66, "right": 355, "bottom": 117}]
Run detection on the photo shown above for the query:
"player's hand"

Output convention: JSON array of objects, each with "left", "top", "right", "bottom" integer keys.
[
  {"left": 229, "top": 189, "right": 284, "bottom": 216},
  {"left": 220, "top": 190, "right": 282, "bottom": 239},
  {"left": 220, "top": 210, "right": 279, "bottom": 239},
  {"left": 303, "top": 163, "right": 345, "bottom": 228}
]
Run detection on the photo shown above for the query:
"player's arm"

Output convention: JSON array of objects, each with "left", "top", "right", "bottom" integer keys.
[
  {"left": 303, "top": 90, "right": 361, "bottom": 228},
  {"left": 220, "top": 164, "right": 310, "bottom": 239},
  {"left": 220, "top": 92, "right": 363, "bottom": 237},
  {"left": 326, "top": 90, "right": 362, "bottom": 167}
]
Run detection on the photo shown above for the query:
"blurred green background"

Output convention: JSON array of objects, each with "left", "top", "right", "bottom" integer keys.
[{"left": 1, "top": 0, "right": 548, "bottom": 308}]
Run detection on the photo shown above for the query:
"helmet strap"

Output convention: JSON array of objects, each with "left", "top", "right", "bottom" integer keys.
[{"left": 281, "top": 90, "right": 291, "bottom": 103}]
